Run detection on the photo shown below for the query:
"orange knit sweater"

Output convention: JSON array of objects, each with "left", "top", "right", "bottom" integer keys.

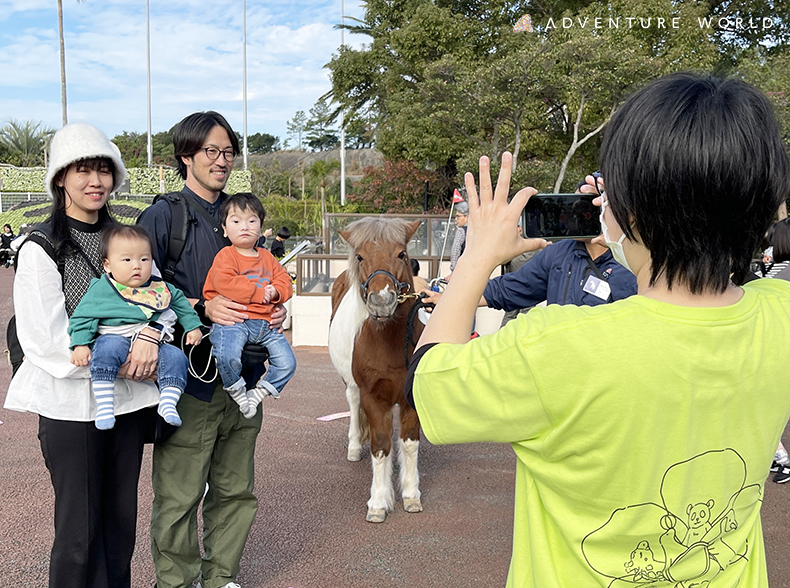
[{"left": 203, "top": 246, "right": 293, "bottom": 321}]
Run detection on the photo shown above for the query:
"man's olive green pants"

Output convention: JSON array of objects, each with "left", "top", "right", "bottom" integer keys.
[{"left": 151, "top": 386, "right": 262, "bottom": 588}]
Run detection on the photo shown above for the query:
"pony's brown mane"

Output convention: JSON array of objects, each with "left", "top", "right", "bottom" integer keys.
[{"left": 344, "top": 217, "right": 414, "bottom": 284}]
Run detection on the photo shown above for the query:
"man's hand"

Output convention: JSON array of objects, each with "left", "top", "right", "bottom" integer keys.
[
  {"left": 420, "top": 289, "right": 442, "bottom": 306},
  {"left": 71, "top": 345, "right": 92, "bottom": 366},
  {"left": 268, "top": 302, "right": 287, "bottom": 333},
  {"left": 185, "top": 328, "right": 203, "bottom": 346},
  {"left": 204, "top": 295, "right": 248, "bottom": 326}
]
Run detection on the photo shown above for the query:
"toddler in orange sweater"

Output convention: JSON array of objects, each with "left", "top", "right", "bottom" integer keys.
[{"left": 203, "top": 193, "right": 296, "bottom": 418}]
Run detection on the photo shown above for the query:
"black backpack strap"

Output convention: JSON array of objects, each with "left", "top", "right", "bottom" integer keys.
[
  {"left": 147, "top": 191, "right": 229, "bottom": 283},
  {"left": 180, "top": 190, "right": 230, "bottom": 248},
  {"left": 17, "top": 228, "right": 61, "bottom": 280},
  {"left": 149, "top": 192, "right": 189, "bottom": 283}
]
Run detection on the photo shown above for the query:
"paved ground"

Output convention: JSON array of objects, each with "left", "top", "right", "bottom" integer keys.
[{"left": 0, "top": 266, "right": 788, "bottom": 587}]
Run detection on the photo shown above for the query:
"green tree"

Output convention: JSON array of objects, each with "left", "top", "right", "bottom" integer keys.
[
  {"left": 328, "top": 0, "right": 746, "bottom": 192},
  {"left": 113, "top": 131, "right": 147, "bottom": 167},
  {"left": 287, "top": 111, "right": 308, "bottom": 151},
  {"left": 305, "top": 98, "right": 339, "bottom": 151},
  {"left": 0, "top": 119, "right": 55, "bottom": 167}
]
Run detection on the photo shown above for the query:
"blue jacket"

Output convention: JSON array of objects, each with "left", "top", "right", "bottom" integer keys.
[{"left": 483, "top": 240, "right": 637, "bottom": 310}]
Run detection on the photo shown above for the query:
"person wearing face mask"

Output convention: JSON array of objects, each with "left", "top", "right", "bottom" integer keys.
[
  {"left": 406, "top": 73, "right": 790, "bottom": 588},
  {"left": 421, "top": 186, "right": 637, "bottom": 316}
]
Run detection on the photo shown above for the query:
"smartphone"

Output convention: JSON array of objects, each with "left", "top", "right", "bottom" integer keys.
[{"left": 521, "top": 193, "right": 601, "bottom": 240}]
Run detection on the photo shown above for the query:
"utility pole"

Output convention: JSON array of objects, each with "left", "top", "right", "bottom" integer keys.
[
  {"left": 242, "top": 0, "right": 248, "bottom": 170},
  {"left": 339, "top": 0, "right": 346, "bottom": 205},
  {"left": 146, "top": 0, "right": 152, "bottom": 166}
]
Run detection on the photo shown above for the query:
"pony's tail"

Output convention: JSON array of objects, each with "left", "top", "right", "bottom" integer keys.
[{"left": 359, "top": 405, "right": 370, "bottom": 444}]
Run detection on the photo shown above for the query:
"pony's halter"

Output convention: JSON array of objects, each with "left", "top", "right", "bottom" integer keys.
[{"left": 359, "top": 269, "right": 411, "bottom": 302}]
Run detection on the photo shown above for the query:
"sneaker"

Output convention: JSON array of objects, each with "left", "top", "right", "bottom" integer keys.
[
  {"left": 774, "top": 465, "right": 790, "bottom": 484},
  {"left": 196, "top": 582, "right": 240, "bottom": 588},
  {"left": 771, "top": 460, "right": 781, "bottom": 473}
]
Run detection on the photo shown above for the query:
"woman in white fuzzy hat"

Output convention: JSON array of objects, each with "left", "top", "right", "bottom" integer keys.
[{"left": 4, "top": 123, "right": 160, "bottom": 588}]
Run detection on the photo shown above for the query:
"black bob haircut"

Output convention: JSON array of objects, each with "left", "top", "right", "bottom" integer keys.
[
  {"left": 769, "top": 219, "right": 790, "bottom": 264},
  {"left": 100, "top": 224, "right": 153, "bottom": 260},
  {"left": 221, "top": 192, "right": 266, "bottom": 225},
  {"left": 173, "top": 111, "right": 240, "bottom": 180},
  {"left": 277, "top": 226, "right": 291, "bottom": 240},
  {"left": 600, "top": 72, "right": 790, "bottom": 293}
]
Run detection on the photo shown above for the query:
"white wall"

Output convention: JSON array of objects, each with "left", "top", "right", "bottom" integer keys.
[{"left": 290, "top": 295, "right": 504, "bottom": 347}]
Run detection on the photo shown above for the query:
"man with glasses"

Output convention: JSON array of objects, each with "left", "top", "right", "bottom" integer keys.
[{"left": 139, "top": 111, "right": 285, "bottom": 588}]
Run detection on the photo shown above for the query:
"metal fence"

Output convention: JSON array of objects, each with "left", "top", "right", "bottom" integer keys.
[{"left": 0, "top": 192, "right": 48, "bottom": 213}]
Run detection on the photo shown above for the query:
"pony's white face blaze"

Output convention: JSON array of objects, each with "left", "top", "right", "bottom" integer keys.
[{"left": 354, "top": 241, "right": 412, "bottom": 321}]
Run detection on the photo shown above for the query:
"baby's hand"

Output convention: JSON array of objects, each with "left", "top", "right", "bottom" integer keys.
[
  {"left": 185, "top": 328, "right": 203, "bottom": 346},
  {"left": 71, "top": 345, "right": 92, "bottom": 366},
  {"left": 262, "top": 284, "right": 278, "bottom": 304}
]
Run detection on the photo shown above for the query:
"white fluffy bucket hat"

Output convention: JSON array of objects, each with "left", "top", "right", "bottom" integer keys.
[{"left": 45, "top": 123, "right": 126, "bottom": 198}]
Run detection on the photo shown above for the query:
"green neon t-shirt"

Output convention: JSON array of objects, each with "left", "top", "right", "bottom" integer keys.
[{"left": 414, "top": 279, "right": 790, "bottom": 588}]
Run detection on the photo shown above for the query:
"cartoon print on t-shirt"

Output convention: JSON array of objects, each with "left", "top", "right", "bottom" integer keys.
[{"left": 581, "top": 449, "right": 759, "bottom": 587}]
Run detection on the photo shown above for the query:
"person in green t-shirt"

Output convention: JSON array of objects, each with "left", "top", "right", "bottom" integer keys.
[{"left": 407, "top": 73, "right": 790, "bottom": 588}]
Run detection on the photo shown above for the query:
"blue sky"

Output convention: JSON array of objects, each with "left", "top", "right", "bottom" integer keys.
[{"left": 0, "top": 0, "right": 367, "bottom": 144}]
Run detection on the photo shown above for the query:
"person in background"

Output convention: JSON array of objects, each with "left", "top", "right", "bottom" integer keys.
[
  {"left": 0, "top": 223, "right": 15, "bottom": 267},
  {"left": 498, "top": 219, "right": 539, "bottom": 326},
  {"left": 270, "top": 226, "right": 290, "bottom": 259},
  {"left": 410, "top": 258, "right": 429, "bottom": 292},
  {"left": 407, "top": 73, "right": 790, "bottom": 588},
  {"left": 763, "top": 218, "right": 790, "bottom": 484},
  {"left": 4, "top": 123, "right": 160, "bottom": 588},
  {"left": 448, "top": 200, "right": 468, "bottom": 275}
]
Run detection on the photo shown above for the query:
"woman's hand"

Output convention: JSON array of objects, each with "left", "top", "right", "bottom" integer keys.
[
  {"left": 205, "top": 295, "right": 247, "bottom": 326},
  {"left": 463, "top": 152, "right": 547, "bottom": 270},
  {"left": 120, "top": 328, "right": 159, "bottom": 381}
]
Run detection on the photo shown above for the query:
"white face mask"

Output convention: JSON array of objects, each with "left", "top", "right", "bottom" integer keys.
[{"left": 600, "top": 198, "right": 633, "bottom": 274}]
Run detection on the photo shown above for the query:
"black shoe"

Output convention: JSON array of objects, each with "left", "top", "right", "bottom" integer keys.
[
  {"left": 771, "top": 460, "right": 781, "bottom": 473},
  {"left": 773, "top": 465, "right": 790, "bottom": 484}
]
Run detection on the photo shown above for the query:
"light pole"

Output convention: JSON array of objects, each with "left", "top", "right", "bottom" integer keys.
[
  {"left": 339, "top": 0, "right": 346, "bottom": 205},
  {"left": 242, "top": 0, "right": 248, "bottom": 170},
  {"left": 146, "top": 0, "right": 152, "bottom": 166}
]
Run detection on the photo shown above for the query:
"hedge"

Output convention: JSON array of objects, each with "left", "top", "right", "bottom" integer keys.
[{"left": 0, "top": 166, "right": 251, "bottom": 195}]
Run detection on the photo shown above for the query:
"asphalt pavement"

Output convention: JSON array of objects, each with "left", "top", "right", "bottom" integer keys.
[{"left": 0, "top": 267, "right": 787, "bottom": 587}]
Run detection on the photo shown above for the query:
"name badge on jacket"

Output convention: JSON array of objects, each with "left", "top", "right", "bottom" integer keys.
[{"left": 583, "top": 275, "right": 611, "bottom": 301}]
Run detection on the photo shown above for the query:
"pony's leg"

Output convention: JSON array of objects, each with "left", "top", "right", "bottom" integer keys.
[
  {"left": 345, "top": 382, "right": 363, "bottom": 462},
  {"left": 399, "top": 405, "right": 423, "bottom": 513},
  {"left": 364, "top": 396, "right": 394, "bottom": 523}
]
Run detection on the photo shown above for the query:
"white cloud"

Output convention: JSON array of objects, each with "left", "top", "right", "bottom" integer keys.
[{"left": 0, "top": 0, "right": 368, "bottom": 143}]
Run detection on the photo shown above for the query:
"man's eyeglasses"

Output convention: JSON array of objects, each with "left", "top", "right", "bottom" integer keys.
[{"left": 200, "top": 147, "right": 236, "bottom": 162}]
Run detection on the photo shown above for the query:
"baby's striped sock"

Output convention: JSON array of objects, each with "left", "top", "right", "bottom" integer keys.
[
  {"left": 158, "top": 386, "right": 183, "bottom": 427},
  {"left": 93, "top": 380, "right": 116, "bottom": 430},
  {"left": 225, "top": 381, "right": 252, "bottom": 417}
]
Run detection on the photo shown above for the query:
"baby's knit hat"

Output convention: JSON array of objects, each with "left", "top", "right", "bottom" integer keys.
[{"left": 45, "top": 124, "right": 126, "bottom": 198}]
